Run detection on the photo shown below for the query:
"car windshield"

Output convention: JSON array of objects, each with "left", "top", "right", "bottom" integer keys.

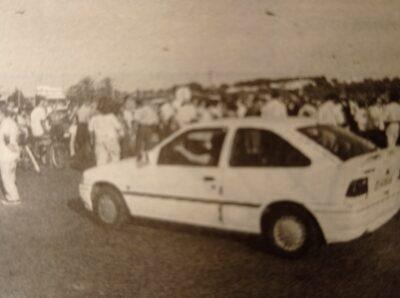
[{"left": 298, "top": 125, "right": 376, "bottom": 161}]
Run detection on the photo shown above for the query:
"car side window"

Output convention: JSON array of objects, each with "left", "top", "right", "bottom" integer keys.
[
  {"left": 230, "top": 128, "right": 311, "bottom": 167},
  {"left": 158, "top": 128, "right": 226, "bottom": 167}
]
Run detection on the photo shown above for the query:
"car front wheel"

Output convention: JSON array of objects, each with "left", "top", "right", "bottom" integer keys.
[{"left": 94, "top": 186, "right": 129, "bottom": 228}]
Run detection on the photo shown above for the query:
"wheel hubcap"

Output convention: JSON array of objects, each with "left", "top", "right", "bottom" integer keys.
[
  {"left": 273, "top": 216, "right": 306, "bottom": 252},
  {"left": 97, "top": 195, "right": 118, "bottom": 224}
]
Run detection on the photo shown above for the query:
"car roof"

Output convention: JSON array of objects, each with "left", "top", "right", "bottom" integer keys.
[{"left": 186, "top": 117, "right": 316, "bottom": 130}]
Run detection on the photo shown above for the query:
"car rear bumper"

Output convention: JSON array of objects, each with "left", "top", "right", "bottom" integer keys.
[
  {"left": 315, "top": 192, "right": 400, "bottom": 243},
  {"left": 79, "top": 183, "right": 93, "bottom": 211}
]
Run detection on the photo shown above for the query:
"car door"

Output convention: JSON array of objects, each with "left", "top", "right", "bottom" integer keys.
[
  {"left": 133, "top": 127, "right": 228, "bottom": 228},
  {"left": 222, "top": 128, "right": 312, "bottom": 233}
]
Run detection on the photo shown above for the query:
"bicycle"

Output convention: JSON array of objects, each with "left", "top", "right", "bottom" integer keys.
[
  {"left": 19, "top": 141, "right": 41, "bottom": 173},
  {"left": 20, "top": 130, "right": 70, "bottom": 172},
  {"left": 48, "top": 126, "right": 70, "bottom": 169}
]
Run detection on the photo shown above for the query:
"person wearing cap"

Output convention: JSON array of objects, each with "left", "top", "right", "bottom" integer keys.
[{"left": 0, "top": 105, "right": 21, "bottom": 205}]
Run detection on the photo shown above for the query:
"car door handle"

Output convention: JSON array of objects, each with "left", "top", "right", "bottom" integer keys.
[{"left": 203, "top": 176, "right": 215, "bottom": 182}]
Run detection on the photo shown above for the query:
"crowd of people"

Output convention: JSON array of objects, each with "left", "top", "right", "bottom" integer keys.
[
  {"left": 68, "top": 85, "right": 400, "bottom": 170},
  {"left": 0, "top": 82, "right": 399, "bottom": 206}
]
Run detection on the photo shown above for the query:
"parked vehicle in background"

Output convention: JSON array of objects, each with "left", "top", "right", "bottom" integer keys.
[{"left": 79, "top": 117, "right": 400, "bottom": 258}]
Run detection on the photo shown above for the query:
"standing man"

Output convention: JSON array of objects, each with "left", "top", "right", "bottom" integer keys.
[
  {"left": 120, "top": 97, "right": 136, "bottom": 157},
  {"left": 0, "top": 106, "right": 21, "bottom": 205},
  {"left": 366, "top": 97, "right": 386, "bottom": 147},
  {"left": 133, "top": 100, "right": 160, "bottom": 155},
  {"left": 261, "top": 91, "right": 287, "bottom": 119},
  {"left": 316, "top": 94, "right": 345, "bottom": 126},
  {"left": 30, "top": 97, "right": 48, "bottom": 160},
  {"left": 30, "top": 97, "right": 47, "bottom": 138},
  {"left": 73, "top": 100, "right": 94, "bottom": 169},
  {"left": 383, "top": 93, "right": 400, "bottom": 148},
  {"left": 159, "top": 99, "right": 176, "bottom": 138},
  {"left": 175, "top": 99, "right": 197, "bottom": 127}
]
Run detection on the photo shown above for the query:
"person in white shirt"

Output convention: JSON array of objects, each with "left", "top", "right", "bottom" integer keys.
[
  {"left": 197, "top": 100, "right": 213, "bottom": 122},
  {"left": 133, "top": 100, "right": 160, "bottom": 154},
  {"left": 122, "top": 98, "right": 136, "bottom": 131},
  {"left": 0, "top": 106, "right": 21, "bottom": 204},
  {"left": 175, "top": 101, "right": 197, "bottom": 127},
  {"left": 159, "top": 100, "right": 176, "bottom": 138},
  {"left": 30, "top": 98, "right": 49, "bottom": 161},
  {"left": 368, "top": 101, "right": 385, "bottom": 131},
  {"left": 88, "top": 98, "right": 124, "bottom": 166},
  {"left": 160, "top": 101, "right": 175, "bottom": 124},
  {"left": 261, "top": 92, "right": 288, "bottom": 119},
  {"left": 236, "top": 99, "right": 247, "bottom": 118},
  {"left": 119, "top": 98, "right": 137, "bottom": 157},
  {"left": 30, "top": 98, "right": 47, "bottom": 138},
  {"left": 383, "top": 97, "right": 400, "bottom": 148},
  {"left": 316, "top": 95, "right": 345, "bottom": 126},
  {"left": 354, "top": 103, "right": 368, "bottom": 133}
]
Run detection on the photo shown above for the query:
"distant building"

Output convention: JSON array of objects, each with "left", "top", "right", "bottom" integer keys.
[
  {"left": 36, "top": 86, "right": 65, "bottom": 100},
  {"left": 270, "top": 79, "right": 316, "bottom": 91},
  {"left": 36, "top": 85, "right": 68, "bottom": 110}
]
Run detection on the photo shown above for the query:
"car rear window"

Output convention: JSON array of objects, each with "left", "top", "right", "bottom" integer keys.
[
  {"left": 230, "top": 128, "right": 311, "bottom": 167},
  {"left": 298, "top": 125, "right": 376, "bottom": 161}
]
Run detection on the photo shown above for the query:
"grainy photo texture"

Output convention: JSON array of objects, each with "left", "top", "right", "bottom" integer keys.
[{"left": 0, "top": 0, "right": 399, "bottom": 296}]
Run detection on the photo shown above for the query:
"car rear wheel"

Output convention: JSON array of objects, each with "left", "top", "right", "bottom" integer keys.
[
  {"left": 261, "top": 205, "right": 322, "bottom": 258},
  {"left": 94, "top": 186, "right": 129, "bottom": 228}
]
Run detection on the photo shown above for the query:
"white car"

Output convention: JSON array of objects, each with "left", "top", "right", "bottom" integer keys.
[{"left": 79, "top": 117, "right": 400, "bottom": 257}]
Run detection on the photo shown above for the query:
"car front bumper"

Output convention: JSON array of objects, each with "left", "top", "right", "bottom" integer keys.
[{"left": 79, "top": 183, "right": 94, "bottom": 211}]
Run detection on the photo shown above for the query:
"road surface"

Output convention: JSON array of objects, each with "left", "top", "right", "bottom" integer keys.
[{"left": 0, "top": 167, "right": 398, "bottom": 297}]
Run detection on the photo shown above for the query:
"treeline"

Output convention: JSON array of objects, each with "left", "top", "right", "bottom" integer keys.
[{"left": 64, "top": 75, "right": 400, "bottom": 107}]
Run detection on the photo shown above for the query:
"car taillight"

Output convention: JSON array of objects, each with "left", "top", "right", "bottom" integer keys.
[{"left": 346, "top": 177, "right": 368, "bottom": 197}]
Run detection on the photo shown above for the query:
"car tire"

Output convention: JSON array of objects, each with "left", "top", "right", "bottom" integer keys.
[
  {"left": 261, "top": 205, "right": 322, "bottom": 258},
  {"left": 94, "top": 185, "right": 129, "bottom": 229}
]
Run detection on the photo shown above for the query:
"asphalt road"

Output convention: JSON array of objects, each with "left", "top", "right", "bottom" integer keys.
[{"left": 0, "top": 167, "right": 399, "bottom": 297}]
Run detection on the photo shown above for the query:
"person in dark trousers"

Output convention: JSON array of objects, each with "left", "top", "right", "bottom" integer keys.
[{"left": 72, "top": 101, "right": 95, "bottom": 170}]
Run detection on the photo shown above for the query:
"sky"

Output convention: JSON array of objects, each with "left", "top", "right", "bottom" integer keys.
[{"left": 0, "top": 0, "right": 399, "bottom": 96}]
